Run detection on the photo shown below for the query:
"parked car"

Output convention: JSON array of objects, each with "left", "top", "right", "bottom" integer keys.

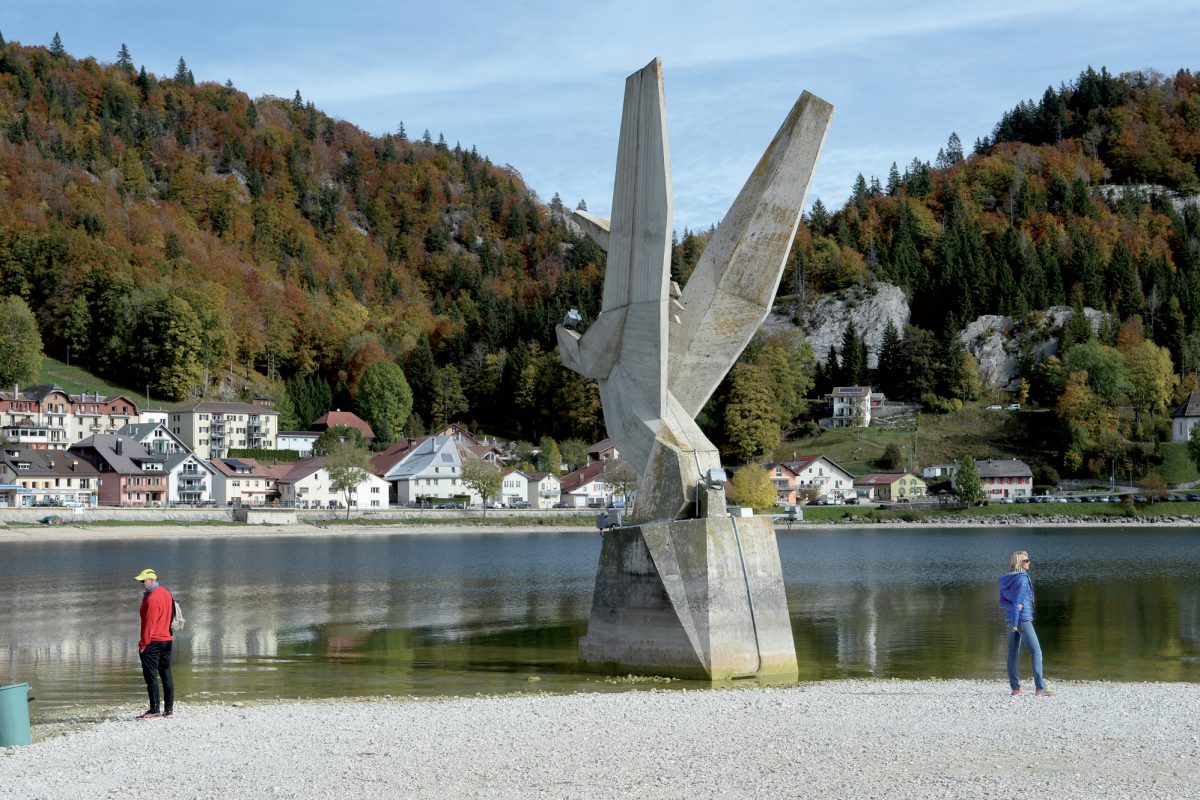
[
  {"left": 1187, "top": 494, "right": 1200, "bottom": 502},
  {"left": 510, "top": 501, "right": 531, "bottom": 509},
  {"left": 1007, "top": 403, "right": 1021, "bottom": 410},
  {"left": 986, "top": 404, "right": 1002, "bottom": 410},
  {"left": 552, "top": 501, "right": 570, "bottom": 508}
]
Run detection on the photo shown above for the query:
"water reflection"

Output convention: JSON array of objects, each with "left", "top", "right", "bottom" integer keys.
[
  {"left": 1, "top": 527, "right": 1197, "bottom": 720},
  {"left": 777, "top": 527, "right": 1200, "bottom": 682}
]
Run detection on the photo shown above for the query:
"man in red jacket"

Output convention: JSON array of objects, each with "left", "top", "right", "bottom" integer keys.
[{"left": 134, "top": 568, "right": 174, "bottom": 720}]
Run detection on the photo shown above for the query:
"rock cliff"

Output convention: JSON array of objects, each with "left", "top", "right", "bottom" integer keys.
[
  {"left": 959, "top": 306, "right": 1106, "bottom": 391},
  {"left": 762, "top": 283, "right": 911, "bottom": 369},
  {"left": 761, "top": 281, "right": 1106, "bottom": 391}
]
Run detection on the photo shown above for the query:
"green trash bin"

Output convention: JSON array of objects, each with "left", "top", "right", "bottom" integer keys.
[{"left": 0, "top": 683, "right": 32, "bottom": 747}]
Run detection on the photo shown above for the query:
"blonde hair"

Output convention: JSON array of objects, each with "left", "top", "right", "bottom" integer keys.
[{"left": 1010, "top": 550, "right": 1029, "bottom": 572}]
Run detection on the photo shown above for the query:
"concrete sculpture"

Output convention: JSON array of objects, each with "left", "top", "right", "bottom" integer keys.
[{"left": 558, "top": 59, "right": 832, "bottom": 680}]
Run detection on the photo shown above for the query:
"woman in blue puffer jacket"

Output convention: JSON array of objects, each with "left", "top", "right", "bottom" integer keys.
[{"left": 998, "top": 550, "right": 1052, "bottom": 696}]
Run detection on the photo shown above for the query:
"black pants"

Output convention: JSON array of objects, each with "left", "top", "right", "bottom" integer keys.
[{"left": 139, "top": 640, "right": 174, "bottom": 713}]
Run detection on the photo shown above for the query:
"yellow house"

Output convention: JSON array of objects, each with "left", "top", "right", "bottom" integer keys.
[{"left": 853, "top": 472, "right": 927, "bottom": 502}]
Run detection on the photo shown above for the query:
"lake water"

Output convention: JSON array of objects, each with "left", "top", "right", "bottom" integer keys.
[{"left": 2, "top": 527, "right": 1198, "bottom": 721}]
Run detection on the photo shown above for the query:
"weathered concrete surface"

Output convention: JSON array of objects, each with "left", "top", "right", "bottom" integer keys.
[
  {"left": 558, "top": 58, "right": 832, "bottom": 523},
  {"left": 580, "top": 516, "right": 798, "bottom": 680},
  {"left": 231, "top": 507, "right": 298, "bottom": 525}
]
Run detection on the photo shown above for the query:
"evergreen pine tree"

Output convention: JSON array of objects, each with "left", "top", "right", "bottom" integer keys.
[
  {"left": 117, "top": 43, "right": 133, "bottom": 70},
  {"left": 50, "top": 32, "right": 65, "bottom": 58},
  {"left": 875, "top": 319, "right": 903, "bottom": 396},
  {"left": 405, "top": 334, "right": 438, "bottom": 424},
  {"left": 841, "top": 320, "right": 868, "bottom": 386},
  {"left": 886, "top": 162, "right": 902, "bottom": 196},
  {"left": 825, "top": 343, "right": 843, "bottom": 387},
  {"left": 175, "top": 57, "right": 190, "bottom": 83},
  {"left": 807, "top": 198, "right": 829, "bottom": 234},
  {"left": 1110, "top": 240, "right": 1144, "bottom": 320}
]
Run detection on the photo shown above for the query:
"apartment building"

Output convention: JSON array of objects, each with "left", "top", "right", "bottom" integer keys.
[
  {"left": 169, "top": 401, "right": 279, "bottom": 459},
  {"left": 0, "top": 384, "right": 140, "bottom": 450}
]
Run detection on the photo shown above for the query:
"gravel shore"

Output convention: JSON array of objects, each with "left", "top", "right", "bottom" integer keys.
[{"left": 2, "top": 680, "right": 1197, "bottom": 799}]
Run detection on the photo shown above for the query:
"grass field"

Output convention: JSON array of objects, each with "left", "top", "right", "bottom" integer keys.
[
  {"left": 1157, "top": 442, "right": 1200, "bottom": 485},
  {"left": 37, "top": 356, "right": 165, "bottom": 405},
  {"left": 772, "top": 405, "right": 1061, "bottom": 475}
]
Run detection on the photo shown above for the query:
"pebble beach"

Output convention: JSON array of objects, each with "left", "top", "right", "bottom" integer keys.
[{"left": 2, "top": 680, "right": 1198, "bottom": 799}]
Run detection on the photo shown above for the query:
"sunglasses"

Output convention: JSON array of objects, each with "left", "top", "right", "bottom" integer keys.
[{"left": 1021, "top": 559, "right": 1031, "bottom": 564}]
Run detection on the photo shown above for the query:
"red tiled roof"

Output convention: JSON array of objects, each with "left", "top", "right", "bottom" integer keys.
[
  {"left": 560, "top": 461, "right": 607, "bottom": 493},
  {"left": 369, "top": 437, "right": 427, "bottom": 476},
  {"left": 854, "top": 472, "right": 912, "bottom": 485},
  {"left": 312, "top": 410, "right": 375, "bottom": 439}
]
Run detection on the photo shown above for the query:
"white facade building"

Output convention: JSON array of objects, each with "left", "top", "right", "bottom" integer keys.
[
  {"left": 276, "top": 457, "right": 390, "bottom": 509},
  {"left": 381, "top": 436, "right": 480, "bottom": 505}
]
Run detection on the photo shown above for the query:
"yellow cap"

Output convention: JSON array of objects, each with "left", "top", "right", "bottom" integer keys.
[{"left": 134, "top": 568, "right": 157, "bottom": 581}]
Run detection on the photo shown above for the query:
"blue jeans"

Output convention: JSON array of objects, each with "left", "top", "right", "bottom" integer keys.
[{"left": 1007, "top": 620, "right": 1045, "bottom": 691}]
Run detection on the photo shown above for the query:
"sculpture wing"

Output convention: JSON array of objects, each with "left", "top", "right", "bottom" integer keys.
[
  {"left": 668, "top": 92, "right": 833, "bottom": 418},
  {"left": 559, "top": 57, "right": 672, "bottom": 417}
]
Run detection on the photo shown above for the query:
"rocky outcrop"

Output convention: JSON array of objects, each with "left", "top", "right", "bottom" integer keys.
[
  {"left": 761, "top": 281, "right": 1107, "bottom": 389},
  {"left": 959, "top": 306, "right": 1107, "bottom": 391},
  {"left": 762, "top": 283, "right": 910, "bottom": 369}
]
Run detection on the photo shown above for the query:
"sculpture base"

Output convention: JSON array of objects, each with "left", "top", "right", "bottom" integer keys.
[{"left": 579, "top": 516, "right": 798, "bottom": 681}]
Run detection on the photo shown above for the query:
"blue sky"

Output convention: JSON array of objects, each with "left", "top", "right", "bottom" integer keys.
[{"left": 3, "top": 1, "right": 1198, "bottom": 231}]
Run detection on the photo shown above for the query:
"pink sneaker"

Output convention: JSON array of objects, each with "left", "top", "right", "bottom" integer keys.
[
  {"left": 1011, "top": 689, "right": 1023, "bottom": 696},
  {"left": 1035, "top": 689, "right": 1055, "bottom": 696}
]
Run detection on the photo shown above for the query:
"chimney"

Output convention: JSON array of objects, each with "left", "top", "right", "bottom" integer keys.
[
  {"left": 115, "top": 439, "right": 123, "bottom": 455},
  {"left": 70, "top": 460, "right": 77, "bottom": 471}
]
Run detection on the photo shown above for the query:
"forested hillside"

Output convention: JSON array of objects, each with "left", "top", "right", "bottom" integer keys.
[
  {"left": 0, "top": 35, "right": 606, "bottom": 442},
  {"left": 2, "top": 35, "right": 1199, "bottom": 480},
  {"left": 774, "top": 66, "right": 1200, "bottom": 478}
]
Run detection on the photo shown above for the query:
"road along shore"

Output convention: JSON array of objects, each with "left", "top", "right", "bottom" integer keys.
[{"left": 1, "top": 679, "right": 1196, "bottom": 799}]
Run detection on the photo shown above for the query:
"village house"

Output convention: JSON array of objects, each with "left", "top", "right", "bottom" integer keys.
[
  {"left": 764, "top": 462, "right": 802, "bottom": 505},
  {"left": 559, "top": 461, "right": 610, "bottom": 508},
  {"left": 786, "top": 454, "right": 856, "bottom": 503},
  {"left": 972, "top": 458, "right": 1034, "bottom": 500},
  {"left": 854, "top": 472, "right": 927, "bottom": 502},
  {"left": 379, "top": 436, "right": 477, "bottom": 506},
  {"left": 274, "top": 456, "right": 390, "bottom": 509},
  {"left": 497, "top": 470, "right": 530, "bottom": 506},
  {"left": 311, "top": 410, "right": 375, "bottom": 443},
  {"left": 1170, "top": 391, "right": 1200, "bottom": 443},
  {"left": 432, "top": 423, "right": 479, "bottom": 444},
  {"left": 0, "top": 384, "right": 140, "bottom": 450},
  {"left": 118, "top": 422, "right": 191, "bottom": 456},
  {"left": 164, "top": 451, "right": 218, "bottom": 506},
  {"left": 277, "top": 431, "right": 320, "bottom": 457},
  {"left": 0, "top": 447, "right": 101, "bottom": 507},
  {"left": 69, "top": 434, "right": 167, "bottom": 506},
  {"left": 827, "top": 386, "right": 872, "bottom": 428},
  {"left": 209, "top": 457, "right": 279, "bottom": 507},
  {"left": 169, "top": 401, "right": 279, "bottom": 459},
  {"left": 524, "top": 471, "right": 562, "bottom": 509},
  {"left": 586, "top": 438, "right": 619, "bottom": 465}
]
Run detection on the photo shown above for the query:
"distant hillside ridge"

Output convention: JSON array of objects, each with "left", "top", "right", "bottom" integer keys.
[{"left": 0, "top": 35, "right": 608, "bottom": 443}]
